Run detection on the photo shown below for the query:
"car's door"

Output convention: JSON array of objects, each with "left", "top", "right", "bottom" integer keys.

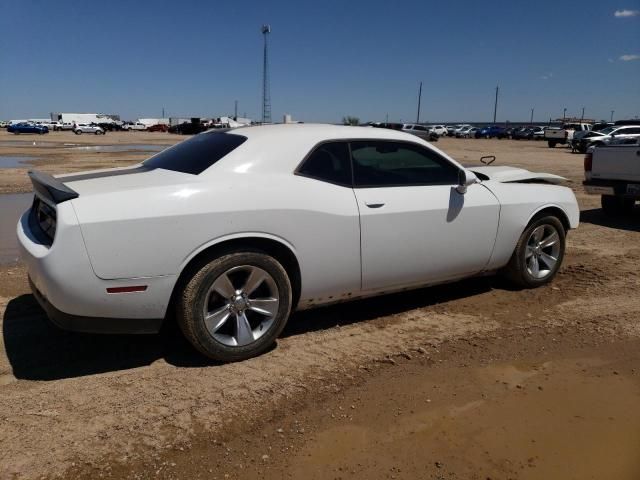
[{"left": 351, "top": 140, "right": 500, "bottom": 292}]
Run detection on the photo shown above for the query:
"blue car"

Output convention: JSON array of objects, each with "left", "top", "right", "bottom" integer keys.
[
  {"left": 7, "top": 123, "right": 49, "bottom": 135},
  {"left": 476, "top": 125, "right": 506, "bottom": 139}
]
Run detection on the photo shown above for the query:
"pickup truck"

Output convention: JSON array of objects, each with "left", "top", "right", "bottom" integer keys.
[
  {"left": 545, "top": 123, "right": 591, "bottom": 148},
  {"left": 583, "top": 142, "right": 640, "bottom": 215},
  {"left": 53, "top": 122, "right": 74, "bottom": 131}
]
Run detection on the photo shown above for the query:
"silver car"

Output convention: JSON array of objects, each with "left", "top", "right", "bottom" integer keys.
[
  {"left": 401, "top": 123, "right": 432, "bottom": 140},
  {"left": 73, "top": 124, "right": 105, "bottom": 135}
]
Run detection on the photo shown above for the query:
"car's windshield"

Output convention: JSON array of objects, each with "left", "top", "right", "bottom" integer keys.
[
  {"left": 599, "top": 127, "right": 616, "bottom": 134},
  {"left": 143, "top": 131, "right": 247, "bottom": 175}
]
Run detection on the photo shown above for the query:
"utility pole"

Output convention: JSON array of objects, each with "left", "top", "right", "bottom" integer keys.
[
  {"left": 581, "top": 107, "right": 585, "bottom": 122},
  {"left": 530, "top": 108, "right": 534, "bottom": 125},
  {"left": 493, "top": 85, "right": 499, "bottom": 124},
  {"left": 385, "top": 113, "right": 389, "bottom": 123},
  {"left": 416, "top": 81, "right": 423, "bottom": 124},
  {"left": 563, "top": 108, "right": 567, "bottom": 121},
  {"left": 234, "top": 100, "right": 238, "bottom": 119},
  {"left": 162, "top": 107, "right": 165, "bottom": 118},
  {"left": 261, "top": 25, "right": 272, "bottom": 124},
  {"left": 610, "top": 110, "right": 615, "bottom": 122}
]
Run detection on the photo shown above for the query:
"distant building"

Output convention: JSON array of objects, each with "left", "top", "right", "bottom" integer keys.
[{"left": 50, "top": 112, "right": 121, "bottom": 124}]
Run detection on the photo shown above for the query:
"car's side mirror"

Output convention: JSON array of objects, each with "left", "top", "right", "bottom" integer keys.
[{"left": 456, "top": 169, "right": 478, "bottom": 194}]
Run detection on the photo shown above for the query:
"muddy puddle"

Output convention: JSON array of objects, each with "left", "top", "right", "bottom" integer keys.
[
  {"left": 0, "top": 156, "right": 35, "bottom": 168},
  {"left": 0, "top": 193, "right": 32, "bottom": 264},
  {"left": 280, "top": 356, "right": 640, "bottom": 480}
]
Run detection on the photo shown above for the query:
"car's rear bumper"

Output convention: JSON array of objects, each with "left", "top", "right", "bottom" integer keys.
[
  {"left": 584, "top": 179, "right": 640, "bottom": 198},
  {"left": 17, "top": 207, "right": 175, "bottom": 332},
  {"left": 29, "top": 277, "right": 163, "bottom": 334}
]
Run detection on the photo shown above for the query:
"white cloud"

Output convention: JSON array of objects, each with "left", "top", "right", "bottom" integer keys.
[
  {"left": 620, "top": 54, "right": 640, "bottom": 61},
  {"left": 540, "top": 72, "right": 553, "bottom": 80},
  {"left": 614, "top": 9, "right": 640, "bottom": 17}
]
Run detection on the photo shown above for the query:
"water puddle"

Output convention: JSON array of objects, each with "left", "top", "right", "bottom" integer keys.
[
  {"left": 66, "top": 144, "right": 167, "bottom": 153},
  {"left": 0, "top": 193, "right": 32, "bottom": 265},
  {"left": 0, "top": 140, "right": 59, "bottom": 148},
  {"left": 0, "top": 141, "right": 168, "bottom": 153},
  {"left": 0, "top": 156, "right": 36, "bottom": 168}
]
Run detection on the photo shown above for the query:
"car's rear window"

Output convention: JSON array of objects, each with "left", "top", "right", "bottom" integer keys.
[{"left": 144, "top": 132, "right": 247, "bottom": 175}]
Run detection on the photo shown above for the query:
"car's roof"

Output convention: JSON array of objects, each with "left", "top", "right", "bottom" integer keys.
[
  {"left": 200, "top": 123, "right": 462, "bottom": 176},
  {"left": 207, "top": 123, "right": 418, "bottom": 143}
]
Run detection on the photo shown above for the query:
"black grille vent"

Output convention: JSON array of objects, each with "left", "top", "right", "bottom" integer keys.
[{"left": 32, "top": 197, "right": 56, "bottom": 244}]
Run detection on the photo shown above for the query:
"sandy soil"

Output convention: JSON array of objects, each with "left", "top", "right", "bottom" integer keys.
[{"left": 0, "top": 131, "right": 638, "bottom": 479}]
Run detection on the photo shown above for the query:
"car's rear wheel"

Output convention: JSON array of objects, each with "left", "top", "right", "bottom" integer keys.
[
  {"left": 503, "top": 215, "right": 565, "bottom": 288},
  {"left": 177, "top": 252, "right": 292, "bottom": 362},
  {"left": 75, "top": 130, "right": 82, "bottom": 135}
]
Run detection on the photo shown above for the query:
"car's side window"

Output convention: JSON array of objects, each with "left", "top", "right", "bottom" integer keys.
[
  {"left": 297, "top": 142, "right": 352, "bottom": 187},
  {"left": 350, "top": 141, "right": 459, "bottom": 188}
]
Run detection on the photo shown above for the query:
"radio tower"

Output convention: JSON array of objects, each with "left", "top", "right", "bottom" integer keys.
[{"left": 261, "top": 24, "right": 272, "bottom": 124}]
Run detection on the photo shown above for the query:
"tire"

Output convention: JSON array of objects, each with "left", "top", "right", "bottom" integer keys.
[
  {"left": 177, "top": 251, "right": 293, "bottom": 362},
  {"left": 602, "top": 195, "right": 635, "bottom": 215},
  {"left": 548, "top": 141, "right": 556, "bottom": 148},
  {"left": 75, "top": 130, "right": 82, "bottom": 135},
  {"left": 503, "top": 215, "right": 566, "bottom": 288}
]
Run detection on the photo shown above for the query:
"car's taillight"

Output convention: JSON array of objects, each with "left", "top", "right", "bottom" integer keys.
[{"left": 584, "top": 152, "right": 593, "bottom": 172}]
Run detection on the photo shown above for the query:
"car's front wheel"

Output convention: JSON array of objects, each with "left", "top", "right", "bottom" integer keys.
[
  {"left": 503, "top": 215, "right": 565, "bottom": 288},
  {"left": 177, "top": 251, "right": 293, "bottom": 362}
]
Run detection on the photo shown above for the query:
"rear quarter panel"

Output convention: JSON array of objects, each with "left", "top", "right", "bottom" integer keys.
[{"left": 71, "top": 172, "right": 362, "bottom": 303}]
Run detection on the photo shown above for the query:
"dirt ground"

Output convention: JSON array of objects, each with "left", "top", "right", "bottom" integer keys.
[{"left": 0, "top": 130, "right": 639, "bottom": 480}]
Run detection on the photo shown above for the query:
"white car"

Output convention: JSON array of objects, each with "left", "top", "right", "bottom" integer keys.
[
  {"left": 18, "top": 124, "right": 579, "bottom": 362},
  {"left": 123, "top": 122, "right": 147, "bottom": 131},
  {"left": 73, "top": 124, "right": 105, "bottom": 135},
  {"left": 428, "top": 125, "right": 448, "bottom": 137}
]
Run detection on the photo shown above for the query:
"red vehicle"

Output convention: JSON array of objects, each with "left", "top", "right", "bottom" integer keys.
[{"left": 147, "top": 124, "right": 169, "bottom": 132}]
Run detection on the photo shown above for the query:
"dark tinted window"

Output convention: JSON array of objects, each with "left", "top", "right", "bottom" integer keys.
[
  {"left": 144, "top": 132, "right": 247, "bottom": 175},
  {"left": 297, "top": 142, "right": 352, "bottom": 186},
  {"left": 351, "top": 141, "right": 459, "bottom": 187}
]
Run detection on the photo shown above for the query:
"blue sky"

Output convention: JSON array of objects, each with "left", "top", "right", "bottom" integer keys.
[{"left": 1, "top": 1, "right": 638, "bottom": 123}]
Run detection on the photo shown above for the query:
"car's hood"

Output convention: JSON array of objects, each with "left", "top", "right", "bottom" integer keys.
[
  {"left": 56, "top": 164, "right": 197, "bottom": 196},
  {"left": 468, "top": 165, "right": 567, "bottom": 184}
]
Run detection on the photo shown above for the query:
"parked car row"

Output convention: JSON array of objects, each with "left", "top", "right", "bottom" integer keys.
[
  {"left": 572, "top": 125, "right": 640, "bottom": 153},
  {"left": 441, "top": 124, "right": 548, "bottom": 140}
]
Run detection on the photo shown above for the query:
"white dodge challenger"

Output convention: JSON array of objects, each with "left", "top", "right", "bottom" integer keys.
[{"left": 18, "top": 124, "right": 579, "bottom": 361}]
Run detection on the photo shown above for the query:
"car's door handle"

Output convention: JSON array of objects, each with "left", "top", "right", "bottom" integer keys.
[{"left": 365, "top": 202, "right": 385, "bottom": 209}]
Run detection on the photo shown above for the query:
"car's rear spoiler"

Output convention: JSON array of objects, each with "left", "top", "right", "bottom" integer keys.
[{"left": 28, "top": 170, "right": 79, "bottom": 204}]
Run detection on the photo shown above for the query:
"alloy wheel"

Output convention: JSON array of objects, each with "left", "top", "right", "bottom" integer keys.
[
  {"left": 525, "top": 224, "right": 561, "bottom": 279},
  {"left": 202, "top": 265, "right": 280, "bottom": 347}
]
